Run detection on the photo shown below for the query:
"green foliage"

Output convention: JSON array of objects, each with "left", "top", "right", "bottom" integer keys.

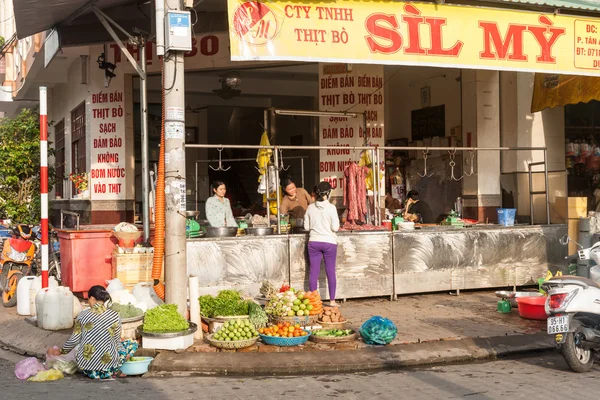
[
  {"left": 199, "top": 290, "right": 249, "bottom": 318},
  {"left": 0, "top": 108, "right": 55, "bottom": 224}
]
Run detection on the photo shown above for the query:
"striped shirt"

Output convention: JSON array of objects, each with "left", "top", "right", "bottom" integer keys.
[{"left": 61, "top": 304, "right": 124, "bottom": 372}]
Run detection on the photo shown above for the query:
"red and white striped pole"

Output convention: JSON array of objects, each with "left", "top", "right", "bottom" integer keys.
[{"left": 40, "top": 86, "right": 49, "bottom": 289}]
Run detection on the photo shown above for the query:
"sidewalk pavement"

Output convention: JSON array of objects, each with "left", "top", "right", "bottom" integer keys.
[{"left": 0, "top": 290, "right": 555, "bottom": 376}]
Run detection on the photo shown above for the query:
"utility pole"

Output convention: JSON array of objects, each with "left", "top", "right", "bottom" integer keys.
[{"left": 163, "top": 0, "right": 188, "bottom": 317}]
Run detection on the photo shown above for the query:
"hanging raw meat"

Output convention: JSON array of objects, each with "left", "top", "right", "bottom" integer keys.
[{"left": 344, "top": 163, "right": 369, "bottom": 223}]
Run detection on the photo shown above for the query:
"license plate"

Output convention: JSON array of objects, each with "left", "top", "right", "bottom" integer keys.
[{"left": 547, "top": 316, "right": 569, "bottom": 334}]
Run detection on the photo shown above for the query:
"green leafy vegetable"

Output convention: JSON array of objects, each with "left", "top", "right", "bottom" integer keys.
[
  {"left": 248, "top": 302, "right": 268, "bottom": 329},
  {"left": 199, "top": 290, "right": 249, "bottom": 318},
  {"left": 143, "top": 304, "right": 190, "bottom": 332},
  {"left": 111, "top": 303, "right": 143, "bottom": 319}
]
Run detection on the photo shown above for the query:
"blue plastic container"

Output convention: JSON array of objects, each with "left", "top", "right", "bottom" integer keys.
[
  {"left": 120, "top": 357, "right": 154, "bottom": 376},
  {"left": 497, "top": 208, "right": 517, "bottom": 226}
]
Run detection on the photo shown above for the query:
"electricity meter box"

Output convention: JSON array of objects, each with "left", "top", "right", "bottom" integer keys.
[{"left": 165, "top": 11, "right": 192, "bottom": 52}]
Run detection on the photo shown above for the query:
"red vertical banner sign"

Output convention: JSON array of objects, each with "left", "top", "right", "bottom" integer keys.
[{"left": 39, "top": 86, "right": 49, "bottom": 289}]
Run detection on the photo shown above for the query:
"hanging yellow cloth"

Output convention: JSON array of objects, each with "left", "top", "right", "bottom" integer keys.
[
  {"left": 256, "top": 131, "right": 272, "bottom": 180},
  {"left": 531, "top": 73, "right": 600, "bottom": 113},
  {"left": 359, "top": 150, "right": 375, "bottom": 192}
]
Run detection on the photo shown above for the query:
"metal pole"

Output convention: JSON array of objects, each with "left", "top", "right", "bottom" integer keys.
[
  {"left": 274, "top": 147, "right": 281, "bottom": 234},
  {"left": 528, "top": 162, "right": 534, "bottom": 225},
  {"left": 164, "top": 0, "right": 187, "bottom": 317},
  {"left": 140, "top": 38, "right": 150, "bottom": 242},
  {"left": 301, "top": 157, "right": 305, "bottom": 189},
  {"left": 39, "top": 86, "right": 49, "bottom": 289},
  {"left": 195, "top": 161, "right": 198, "bottom": 212},
  {"left": 544, "top": 148, "right": 550, "bottom": 225}
]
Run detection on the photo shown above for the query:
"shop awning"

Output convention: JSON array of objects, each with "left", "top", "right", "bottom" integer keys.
[
  {"left": 13, "top": 0, "right": 152, "bottom": 47},
  {"left": 488, "top": 0, "right": 600, "bottom": 12}
]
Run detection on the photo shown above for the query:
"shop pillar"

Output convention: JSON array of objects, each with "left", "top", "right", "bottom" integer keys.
[{"left": 461, "top": 70, "right": 501, "bottom": 222}]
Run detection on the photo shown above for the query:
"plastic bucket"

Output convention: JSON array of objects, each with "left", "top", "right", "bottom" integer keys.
[{"left": 497, "top": 208, "right": 516, "bottom": 226}]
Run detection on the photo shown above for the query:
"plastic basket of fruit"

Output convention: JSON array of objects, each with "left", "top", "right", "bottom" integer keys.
[
  {"left": 207, "top": 334, "right": 258, "bottom": 350},
  {"left": 259, "top": 324, "right": 311, "bottom": 346},
  {"left": 207, "top": 319, "right": 259, "bottom": 349}
]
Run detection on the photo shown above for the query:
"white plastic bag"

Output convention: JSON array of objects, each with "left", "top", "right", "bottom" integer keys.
[
  {"left": 45, "top": 346, "right": 78, "bottom": 375},
  {"left": 132, "top": 282, "right": 163, "bottom": 311},
  {"left": 106, "top": 278, "right": 125, "bottom": 294},
  {"left": 110, "top": 289, "right": 137, "bottom": 305}
]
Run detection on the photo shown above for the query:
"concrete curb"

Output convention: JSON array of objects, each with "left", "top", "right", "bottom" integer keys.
[{"left": 147, "top": 332, "right": 555, "bottom": 376}]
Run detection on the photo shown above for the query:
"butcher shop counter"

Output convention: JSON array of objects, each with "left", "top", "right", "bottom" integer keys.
[{"left": 186, "top": 224, "right": 567, "bottom": 300}]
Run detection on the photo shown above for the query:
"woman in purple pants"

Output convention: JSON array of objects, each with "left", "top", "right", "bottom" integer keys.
[{"left": 304, "top": 181, "right": 340, "bottom": 306}]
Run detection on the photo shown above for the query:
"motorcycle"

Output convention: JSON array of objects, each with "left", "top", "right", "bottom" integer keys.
[
  {"left": 0, "top": 224, "right": 61, "bottom": 308},
  {"left": 543, "top": 234, "right": 600, "bottom": 372}
]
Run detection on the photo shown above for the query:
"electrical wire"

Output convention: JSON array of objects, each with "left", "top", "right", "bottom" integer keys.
[{"left": 163, "top": 59, "right": 177, "bottom": 91}]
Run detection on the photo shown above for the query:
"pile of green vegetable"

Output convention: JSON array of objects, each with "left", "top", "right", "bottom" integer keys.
[
  {"left": 312, "top": 329, "right": 354, "bottom": 337},
  {"left": 143, "top": 304, "right": 190, "bottom": 333},
  {"left": 212, "top": 319, "right": 258, "bottom": 342},
  {"left": 199, "top": 290, "right": 249, "bottom": 318},
  {"left": 248, "top": 302, "right": 268, "bottom": 329},
  {"left": 111, "top": 303, "right": 143, "bottom": 319}
]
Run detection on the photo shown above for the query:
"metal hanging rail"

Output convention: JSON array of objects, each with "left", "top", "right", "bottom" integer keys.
[
  {"left": 379, "top": 145, "right": 550, "bottom": 225},
  {"left": 192, "top": 156, "right": 308, "bottom": 212}
]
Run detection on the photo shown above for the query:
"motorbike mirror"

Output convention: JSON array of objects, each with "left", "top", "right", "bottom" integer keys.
[{"left": 559, "top": 235, "right": 570, "bottom": 246}]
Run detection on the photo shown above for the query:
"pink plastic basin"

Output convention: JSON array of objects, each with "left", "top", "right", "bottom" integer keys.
[{"left": 516, "top": 296, "right": 548, "bottom": 320}]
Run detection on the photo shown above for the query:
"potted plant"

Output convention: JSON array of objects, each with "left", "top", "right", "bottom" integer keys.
[{"left": 69, "top": 172, "right": 89, "bottom": 198}]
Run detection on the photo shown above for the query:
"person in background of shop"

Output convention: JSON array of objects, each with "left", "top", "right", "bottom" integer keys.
[
  {"left": 304, "top": 181, "right": 340, "bottom": 306},
  {"left": 47, "top": 285, "right": 138, "bottom": 379},
  {"left": 385, "top": 190, "right": 402, "bottom": 211},
  {"left": 280, "top": 178, "right": 313, "bottom": 220},
  {"left": 404, "top": 190, "right": 434, "bottom": 223},
  {"left": 205, "top": 181, "right": 237, "bottom": 227}
]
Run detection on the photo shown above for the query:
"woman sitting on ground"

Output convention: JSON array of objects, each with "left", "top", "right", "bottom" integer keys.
[{"left": 47, "top": 285, "right": 138, "bottom": 379}]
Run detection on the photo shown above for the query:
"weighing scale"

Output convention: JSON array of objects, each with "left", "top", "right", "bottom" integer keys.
[
  {"left": 440, "top": 210, "right": 465, "bottom": 228},
  {"left": 185, "top": 211, "right": 202, "bottom": 238}
]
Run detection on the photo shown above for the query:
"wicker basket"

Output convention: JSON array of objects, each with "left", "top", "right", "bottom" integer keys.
[
  {"left": 259, "top": 331, "right": 311, "bottom": 346},
  {"left": 207, "top": 334, "right": 258, "bottom": 350},
  {"left": 270, "top": 314, "right": 318, "bottom": 326},
  {"left": 309, "top": 330, "right": 357, "bottom": 343},
  {"left": 318, "top": 320, "right": 351, "bottom": 329}
]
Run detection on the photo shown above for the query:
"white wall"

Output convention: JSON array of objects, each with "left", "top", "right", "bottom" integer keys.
[{"left": 385, "top": 66, "right": 461, "bottom": 141}]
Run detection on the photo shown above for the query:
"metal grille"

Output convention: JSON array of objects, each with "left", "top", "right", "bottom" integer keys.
[
  {"left": 70, "top": 102, "right": 86, "bottom": 193},
  {"left": 54, "top": 119, "right": 65, "bottom": 197}
]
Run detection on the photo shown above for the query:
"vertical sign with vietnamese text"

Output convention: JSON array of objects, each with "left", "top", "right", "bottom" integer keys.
[
  {"left": 318, "top": 63, "right": 385, "bottom": 197},
  {"left": 90, "top": 91, "right": 126, "bottom": 200}
]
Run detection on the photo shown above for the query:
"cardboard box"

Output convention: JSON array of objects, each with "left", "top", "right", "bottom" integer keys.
[
  {"left": 554, "top": 197, "right": 587, "bottom": 221},
  {"left": 111, "top": 253, "right": 154, "bottom": 291}
]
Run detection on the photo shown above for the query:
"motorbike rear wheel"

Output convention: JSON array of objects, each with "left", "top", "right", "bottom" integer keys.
[
  {"left": 562, "top": 331, "right": 594, "bottom": 373},
  {"left": 2, "top": 270, "right": 22, "bottom": 308}
]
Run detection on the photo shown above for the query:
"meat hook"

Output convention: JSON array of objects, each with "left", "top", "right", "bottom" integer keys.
[
  {"left": 448, "top": 149, "right": 463, "bottom": 181},
  {"left": 209, "top": 147, "right": 231, "bottom": 172},
  {"left": 417, "top": 150, "right": 434, "bottom": 178},
  {"left": 278, "top": 148, "right": 290, "bottom": 171},
  {"left": 463, "top": 150, "right": 476, "bottom": 177}
]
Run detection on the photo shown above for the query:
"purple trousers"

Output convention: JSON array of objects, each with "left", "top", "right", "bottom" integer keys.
[{"left": 307, "top": 241, "right": 338, "bottom": 300}]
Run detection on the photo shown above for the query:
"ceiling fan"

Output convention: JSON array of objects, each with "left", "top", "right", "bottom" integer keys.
[{"left": 213, "top": 71, "right": 242, "bottom": 100}]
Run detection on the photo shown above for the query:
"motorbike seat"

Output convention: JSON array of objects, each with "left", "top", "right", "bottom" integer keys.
[{"left": 549, "top": 275, "right": 600, "bottom": 289}]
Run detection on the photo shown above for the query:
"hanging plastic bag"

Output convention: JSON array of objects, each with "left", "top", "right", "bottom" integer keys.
[
  {"left": 46, "top": 346, "right": 78, "bottom": 375},
  {"left": 14, "top": 357, "right": 46, "bottom": 380},
  {"left": 28, "top": 369, "right": 64, "bottom": 382},
  {"left": 359, "top": 316, "right": 398, "bottom": 345}
]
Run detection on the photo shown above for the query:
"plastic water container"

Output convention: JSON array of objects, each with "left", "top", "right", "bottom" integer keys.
[
  {"left": 29, "top": 276, "right": 58, "bottom": 317},
  {"left": 36, "top": 286, "right": 74, "bottom": 331},
  {"left": 17, "top": 276, "right": 36, "bottom": 316},
  {"left": 497, "top": 208, "right": 517, "bottom": 226}
]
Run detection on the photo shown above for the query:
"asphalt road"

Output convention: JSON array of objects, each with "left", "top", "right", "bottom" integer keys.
[{"left": 2, "top": 348, "right": 598, "bottom": 399}]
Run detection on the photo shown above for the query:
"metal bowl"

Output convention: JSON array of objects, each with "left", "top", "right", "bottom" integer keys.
[
  {"left": 245, "top": 227, "right": 274, "bottom": 236},
  {"left": 185, "top": 211, "right": 200, "bottom": 218},
  {"left": 205, "top": 226, "right": 238, "bottom": 238}
]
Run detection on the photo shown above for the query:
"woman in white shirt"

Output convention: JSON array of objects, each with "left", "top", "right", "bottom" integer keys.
[
  {"left": 304, "top": 181, "right": 340, "bottom": 306},
  {"left": 205, "top": 181, "right": 237, "bottom": 228}
]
